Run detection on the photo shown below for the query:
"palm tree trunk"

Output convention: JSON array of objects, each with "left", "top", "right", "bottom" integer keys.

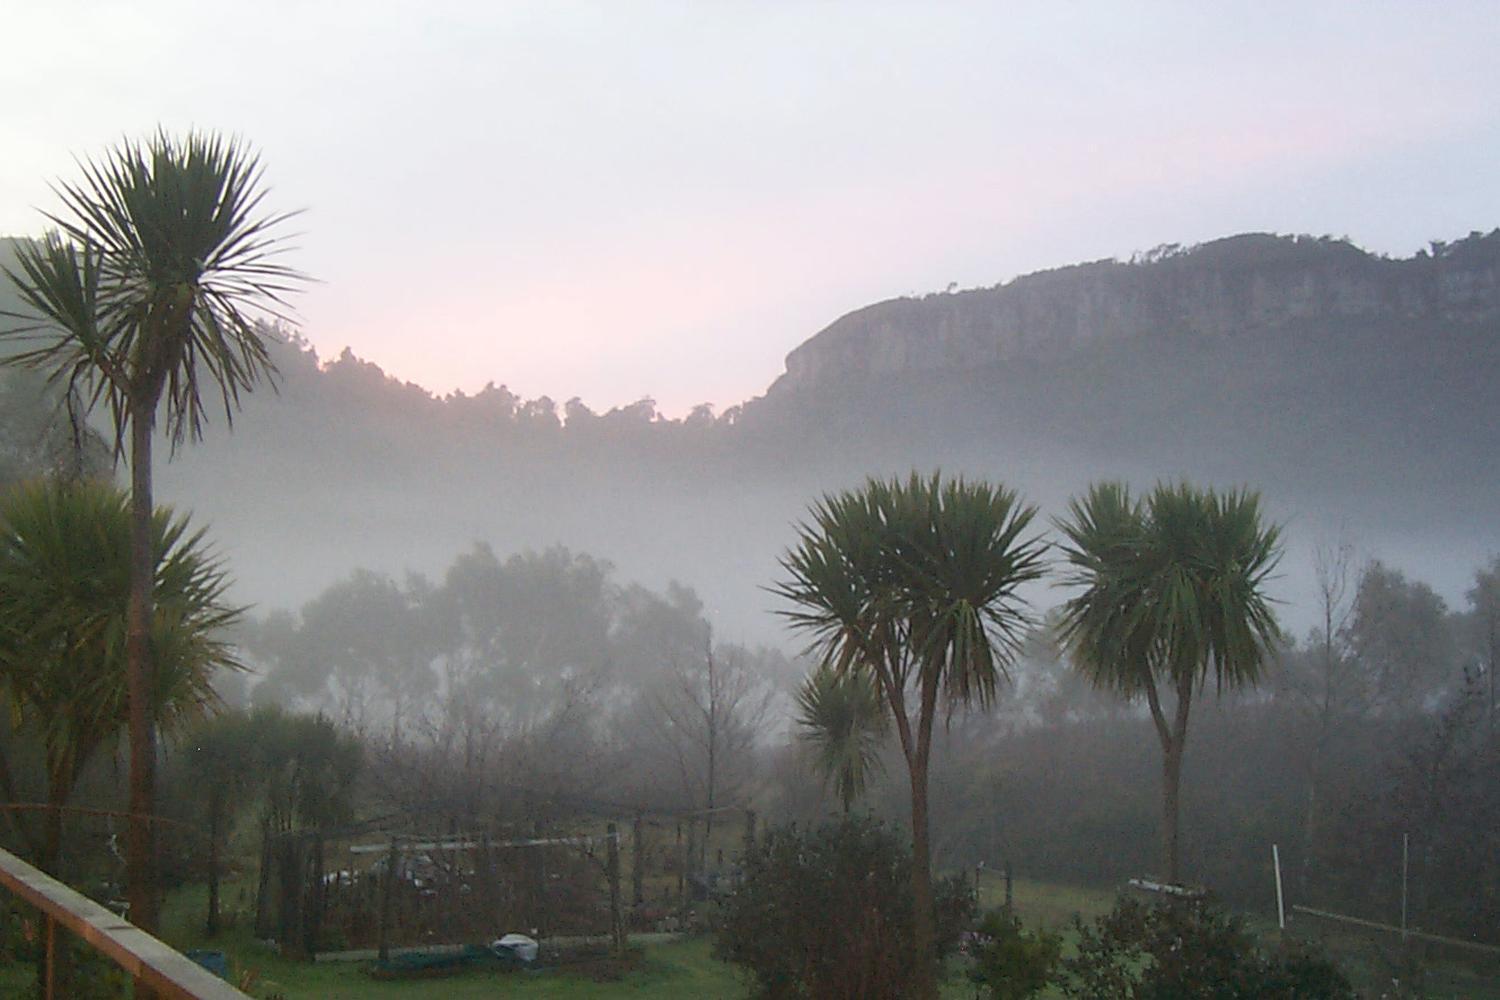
[
  {"left": 1161, "top": 677, "right": 1193, "bottom": 886},
  {"left": 126, "top": 403, "right": 159, "bottom": 934},
  {"left": 1161, "top": 741, "right": 1184, "bottom": 885},
  {"left": 907, "top": 748, "right": 938, "bottom": 1000}
]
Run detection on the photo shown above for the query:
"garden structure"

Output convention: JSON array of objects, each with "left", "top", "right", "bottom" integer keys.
[{"left": 253, "top": 802, "right": 756, "bottom": 964}]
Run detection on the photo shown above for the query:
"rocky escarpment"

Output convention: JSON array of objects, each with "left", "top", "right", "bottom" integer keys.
[{"left": 770, "top": 231, "right": 1500, "bottom": 393}]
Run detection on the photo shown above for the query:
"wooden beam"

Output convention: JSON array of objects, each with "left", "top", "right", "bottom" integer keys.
[{"left": 0, "top": 846, "right": 248, "bottom": 1000}]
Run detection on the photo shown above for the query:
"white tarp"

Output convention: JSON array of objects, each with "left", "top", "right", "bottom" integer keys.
[{"left": 492, "top": 933, "right": 539, "bottom": 963}]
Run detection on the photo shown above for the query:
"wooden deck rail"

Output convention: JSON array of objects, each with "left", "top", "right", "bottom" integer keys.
[{"left": 0, "top": 845, "right": 251, "bottom": 999}]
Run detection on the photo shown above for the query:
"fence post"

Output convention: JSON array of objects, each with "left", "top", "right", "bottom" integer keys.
[
  {"left": 674, "top": 821, "right": 686, "bottom": 924},
  {"left": 277, "top": 834, "right": 307, "bottom": 960},
  {"left": 607, "top": 823, "right": 624, "bottom": 953},
  {"left": 306, "top": 833, "right": 324, "bottom": 959},
  {"left": 684, "top": 822, "right": 697, "bottom": 922},
  {"left": 378, "top": 837, "right": 398, "bottom": 963},
  {"left": 253, "top": 830, "right": 275, "bottom": 938},
  {"left": 631, "top": 814, "right": 644, "bottom": 909},
  {"left": 535, "top": 822, "right": 549, "bottom": 940},
  {"left": 480, "top": 831, "right": 495, "bottom": 929}
]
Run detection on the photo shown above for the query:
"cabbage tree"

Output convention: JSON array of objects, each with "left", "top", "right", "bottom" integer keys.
[
  {"left": 1055, "top": 482, "right": 1281, "bottom": 884},
  {"left": 0, "top": 132, "right": 299, "bottom": 927},
  {"left": 776, "top": 473, "right": 1045, "bottom": 999}
]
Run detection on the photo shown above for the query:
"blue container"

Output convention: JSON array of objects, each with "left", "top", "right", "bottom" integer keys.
[{"left": 185, "top": 949, "right": 229, "bottom": 980}]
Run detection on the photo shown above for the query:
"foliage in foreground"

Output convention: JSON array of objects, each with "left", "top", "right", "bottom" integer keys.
[
  {"left": 1062, "top": 895, "right": 1354, "bottom": 999},
  {"left": 715, "top": 815, "right": 974, "bottom": 999},
  {"left": 0, "top": 478, "right": 238, "bottom": 874},
  {"left": 966, "top": 907, "right": 1061, "bottom": 1000}
]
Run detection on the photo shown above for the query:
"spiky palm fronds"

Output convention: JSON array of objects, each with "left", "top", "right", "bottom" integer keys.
[
  {"left": 0, "top": 479, "right": 240, "bottom": 777},
  {"left": 1054, "top": 481, "right": 1282, "bottom": 697},
  {"left": 1, "top": 130, "right": 301, "bottom": 447},
  {"left": 774, "top": 472, "right": 1047, "bottom": 712},
  {"left": 796, "top": 665, "right": 888, "bottom": 812}
]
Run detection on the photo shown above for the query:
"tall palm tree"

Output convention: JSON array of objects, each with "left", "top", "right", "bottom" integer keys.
[
  {"left": 795, "top": 664, "right": 888, "bottom": 813},
  {"left": 0, "top": 479, "right": 239, "bottom": 875},
  {"left": 775, "top": 473, "right": 1045, "bottom": 999},
  {"left": 1055, "top": 481, "right": 1281, "bottom": 885},
  {"left": 0, "top": 131, "right": 299, "bottom": 928}
]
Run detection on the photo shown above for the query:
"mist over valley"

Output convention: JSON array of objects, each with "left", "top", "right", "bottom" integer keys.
[{"left": 140, "top": 230, "right": 1500, "bottom": 647}]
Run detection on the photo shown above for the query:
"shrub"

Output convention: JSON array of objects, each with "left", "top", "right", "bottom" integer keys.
[
  {"left": 1062, "top": 895, "right": 1355, "bottom": 999},
  {"left": 714, "top": 815, "right": 975, "bottom": 999},
  {"left": 967, "top": 908, "right": 1062, "bottom": 999}
]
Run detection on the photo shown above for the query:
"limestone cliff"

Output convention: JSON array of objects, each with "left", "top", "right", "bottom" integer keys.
[{"left": 770, "top": 232, "right": 1500, "bottom": 394}]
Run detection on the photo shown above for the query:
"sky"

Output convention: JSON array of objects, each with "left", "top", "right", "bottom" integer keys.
[{"left": 3, "top": 2, "right": 1498, "bottom": 415}]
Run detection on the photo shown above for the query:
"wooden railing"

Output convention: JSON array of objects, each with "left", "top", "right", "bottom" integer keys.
[{"left": 0, "top": 845, "right": 250, "bottom": 999}]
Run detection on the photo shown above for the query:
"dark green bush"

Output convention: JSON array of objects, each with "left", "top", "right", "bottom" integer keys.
[
  {"left": 1063, "top": 895, "right": 1355, "bottom": 999},
  {"left": 713, "top": 815, "right": 975, "bottom": 999},
  {"left": 967, "top": 907, "right": 1062, "bottom": 999}
]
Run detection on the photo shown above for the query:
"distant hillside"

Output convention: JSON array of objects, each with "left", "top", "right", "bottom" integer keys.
[
  {"left": 769, "top": 231, "right": 1500, "bottom": 392},
  {"left": 5, "top": 231, "right": 1496, "bottom": 643},
  {"left": 741, "top": 232, "right": 1500, "bottom": 532}
]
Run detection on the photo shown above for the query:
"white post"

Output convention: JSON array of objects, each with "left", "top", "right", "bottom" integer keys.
[{"left": 1272, "top": 843, "right": 1286, "bottom": 931}]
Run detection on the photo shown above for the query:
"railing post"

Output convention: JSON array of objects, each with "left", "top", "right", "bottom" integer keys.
[{"left": 44, "top": 914, "right": 56, "bottom": 1000}]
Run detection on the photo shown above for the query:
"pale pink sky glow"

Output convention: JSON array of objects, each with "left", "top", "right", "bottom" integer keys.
[{"left": 3, "top": 2, "right": 1498, "bottom": 414}]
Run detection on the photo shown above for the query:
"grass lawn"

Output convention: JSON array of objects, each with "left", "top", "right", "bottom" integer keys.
[
  {"left": 976, "top": 873, "right": 1115, "bottom": 930},
  {"left": 149, "top": 873, "right": 1120, "bottom": 999},
  {"left": 153, "top": 881, "right": 749, "bottom": 998},
  {"left": 207, "top": 935, "right": 748, "bottom": 999},
  {"left": 0, "top": 874, "right": 1120, "bottom": 998}
]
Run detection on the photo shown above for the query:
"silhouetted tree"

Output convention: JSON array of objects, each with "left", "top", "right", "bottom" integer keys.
[
  {"left": 1056, "top": 482, "right": 1281, "bottom": 885},
  {"left": 775, "top": 473, "right": 1045, "bottom": 999}
]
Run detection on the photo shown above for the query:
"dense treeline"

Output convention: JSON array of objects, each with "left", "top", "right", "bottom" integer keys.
[{"left": 239, "top": 546, "right": 793, "bottom": 824}]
